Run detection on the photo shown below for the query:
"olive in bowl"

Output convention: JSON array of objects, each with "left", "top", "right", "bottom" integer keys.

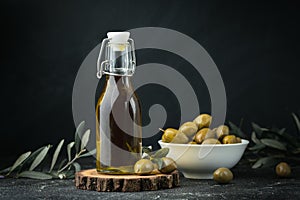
[{"left": 158, "top": 139, "right": 249, "bottom": 179}]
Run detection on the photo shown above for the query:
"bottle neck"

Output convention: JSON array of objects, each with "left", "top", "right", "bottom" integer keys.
[
  {"left": 106, "top": 75, "right": 133, "bottom": 89},
  {"left": 97, "top": 38, "right": 136, "bottom": 79}
]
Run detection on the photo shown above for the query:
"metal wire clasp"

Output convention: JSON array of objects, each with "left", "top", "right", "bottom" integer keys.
[
  {"left": 96, "top": 37, "right": 136, "bottom": 78},
  {"left": 96, "top": 38, "right": 109, "bottom": 79}
]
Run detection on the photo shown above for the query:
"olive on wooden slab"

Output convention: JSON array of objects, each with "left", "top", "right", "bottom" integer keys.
[
  {"left": 213, "top": 167, "right": 233, "bottom": 184},
  {"left": 134, "top": 159, "right": 154, "bottom": 175},
  {"left": 179, "top": 122, "right": 198, "bottom": 137},
  {"left": 222, "top": 135, "right": 237, "bottom": 144},
  {"left": 160, "top": 157, "right": 177, "bottom": 173},
  {"left": 161, "top": 128, "right": 178, "bottom": 143},
  {"left": 276, "top": 162, "right": 291, "bottom": 177},
  {"left": 193, "top": 114, "right": 212, "bottom": 129},
  {"left": 171, "top": 132, "right": 189, "bottom": 144},
  {"left": 150, "top": 163, "right": 160, "bottom": 175},
  {"left": 194, "top": 128, "right": 210, "bottom": 144},
  {"left": 216, "top": 125, "right": 229, "bottom": 140},
  {"left": 202, "top": 138, "right": 221, "bottom": 145}
]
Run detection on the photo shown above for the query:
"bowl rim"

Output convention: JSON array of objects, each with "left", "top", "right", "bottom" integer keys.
[{"left": 158, "top": 139, "right": 249, "bottom": 147}]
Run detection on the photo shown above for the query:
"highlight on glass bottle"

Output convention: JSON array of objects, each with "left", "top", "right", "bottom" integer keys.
[{"left": 96, "top": 32, "right": 142, "bottom": 174}]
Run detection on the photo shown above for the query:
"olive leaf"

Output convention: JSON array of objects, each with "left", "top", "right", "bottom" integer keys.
[
  {"left": 291, "top": 148, "right": 300, "bottom": 154},
  {"left": 252, "top": 157, "right": 279, "bottom": 169},
  {"left": 72, "top": 162, "right": 81, "bottom": 172},
  {"left": 0, "top": 120, "right": 96, "bottom": 180},
  {"left": 65, "top": 170, "right": 75, "bottom": 179},
  {"left": 251, "top": 131, "right": 261, "bottom": 144},
  {"left": 152, "top": 148, "right": 169, "bottom": 158},
  {"left": 0, "top": 167, "right": 11, "bottom": 174},
  {"left": 49, "top": 139, "right": 64, "bottom": 172},
  {"left": 21, "top": 146, "right": 46, "bottom": 168},
  {"left": 7, "top": 151, "right": 31, "bottom": 175},
  {"left": 260, "top": 138, "right": 287, "bottom": 151},
  {"left": 278, "top": 128, "right": 286, "bottom": 135},
  {"left": 75, "top": 121, "right": 86, "bottom": 153},
  {"left": 252, "top": 123, "right": 263, "bottom": 137},
  {"left": 67, "top": 174, "right": 75, "bottom": 179},
  {"left": 18, "top": 171, "right": 53, "bottom": 180},
  {"left": 228, "top": 121, "right": 247, "bottom": 138},
  {"left": 246, "top": 114, "right": 300, "bottom": 168},
  {"left": 151, "top": 158, "right": 163, "bottom": 170},
  {"left": 29, "top": 145, "right": 51, "bottom": 171},
  {"left": 67, "top": 141, "right": 75, "bottom": 161},
  {"left": 292, "top": 113, "right": 300, "bottom": 135},
  {"left": 78, "top": 149, "right": 96, "bottom": 158},
  {"left": 58, "top": 158, "right": 67, "bottom": 170},
  {"left": 80, "top": 129, "right": 90, "bottom": 150},
  {"left": 266, "top": 129, "right": 300, "bottom": 148},
  {"left": 248, "top": 143, "right": 266, "bottom": 151}
]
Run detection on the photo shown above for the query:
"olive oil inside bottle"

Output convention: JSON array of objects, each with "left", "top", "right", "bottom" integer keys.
[{"left": 96, "top": 75, "right": 142, "bottom": 174}]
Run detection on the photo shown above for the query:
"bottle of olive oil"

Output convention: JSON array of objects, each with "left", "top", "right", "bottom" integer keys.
[{"left": 96, "top": 32, "right": 142, "bottom": 174}]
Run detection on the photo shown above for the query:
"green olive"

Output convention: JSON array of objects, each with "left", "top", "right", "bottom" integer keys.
[
  {"left": 134, "top": 159, "right": 154, "bottom": 175},
  {"left": 179, "top": 122, "right": 198, "bottom": 137},
  {"left": 162, "top": 128, "right": 178, "bottom": 143},
  {"left": 222, "top": 135, "right": 237, "bottom": 144},
  {"left": 170, "top": 132, "right": 189, "bottom": 144},
  {"left": 193, "top": 114, "right": 212, "bottom": 129},
  {"left": 205, "top": 128, "right": 217, "bottom": 139},
  {"left": 194, "top": 128, "right": 210, "bottom": 144},
  {"left": 276, "top": 162, "right": 291, "bottom": 177},
  {"left": 216, "top": 125, "right": 229, "bottom": 140},
  {"left": 202, "top": 138, "right": 221, "bottom": 145},
  {"left": 213, "top": 168, "right": 233, "bottom": 184},
  {"left": 150, "top": 163, "right": 161, "bottom": 174},
  {"left": 236, "top": 137, "right": 242, "bottom": 143},
  {"left": 160, "top": 157, "right": 177, "bottom": 173}
]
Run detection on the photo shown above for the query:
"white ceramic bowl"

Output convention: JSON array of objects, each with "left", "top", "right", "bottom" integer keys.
[{"left": 158, "top": 139, "right": 249, "bottom": 179}]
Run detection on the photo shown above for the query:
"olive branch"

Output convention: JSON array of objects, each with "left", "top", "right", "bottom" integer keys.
[
  {"left": 0, "top": 121, "right": 95, "bottom": 180},
  {"left": 229, "top": 113, "right": 300, "bottom": 168}
]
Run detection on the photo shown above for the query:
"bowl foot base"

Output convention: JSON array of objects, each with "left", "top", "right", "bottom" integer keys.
[{"left": 182, "top": 172, "right": 213, "bottom": 179}]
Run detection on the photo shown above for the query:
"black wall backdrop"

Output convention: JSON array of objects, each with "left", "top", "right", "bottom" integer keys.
[{"left": 1, "top": 0, "right": 299, "bottom": 158}]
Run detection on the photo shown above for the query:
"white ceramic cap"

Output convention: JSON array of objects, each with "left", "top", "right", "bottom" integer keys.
[{"left": 107, "top": 32, "right": 130, "bottom": 43}]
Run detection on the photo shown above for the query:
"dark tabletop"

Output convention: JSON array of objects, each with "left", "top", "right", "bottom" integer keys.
[{"left": 0, "top": 158, "right": 299, "bottom": 200}]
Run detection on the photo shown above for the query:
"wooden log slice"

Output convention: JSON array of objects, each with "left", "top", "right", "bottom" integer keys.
[{"left": 75, "top": 169, "right": 180, "bottom": 192}]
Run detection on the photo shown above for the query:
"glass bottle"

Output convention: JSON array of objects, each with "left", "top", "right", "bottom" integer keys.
[{"left": 95, "top": 32, "right": 142, "bottom": 174}]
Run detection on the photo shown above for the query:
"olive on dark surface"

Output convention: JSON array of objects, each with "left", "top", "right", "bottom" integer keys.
[
  {"left": 213, "top": 167, "right": 233, "bottom": 184},
  {"left": 276, "top": 162, "right": 291, "bottom": 177}
]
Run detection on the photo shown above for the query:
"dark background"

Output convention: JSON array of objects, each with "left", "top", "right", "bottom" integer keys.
[{"left": 1, "top": 0, "right": 299, "bottom": 159}]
